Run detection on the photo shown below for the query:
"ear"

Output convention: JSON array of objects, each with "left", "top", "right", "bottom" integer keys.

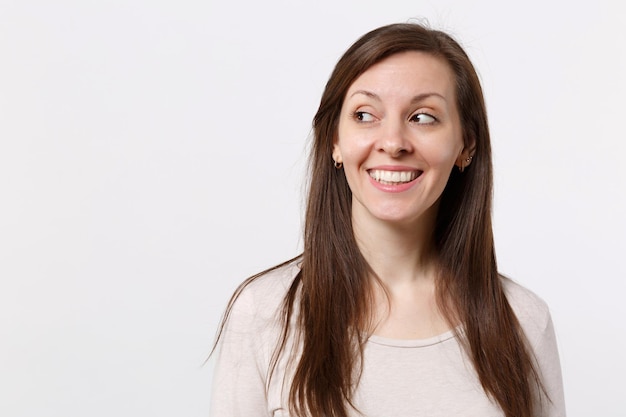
[
  {"left": 454, "top": 134, "right": 477, "bottom": 170},
  {"left": 332, "top": 143, "right": 343, "bottom": 165}
]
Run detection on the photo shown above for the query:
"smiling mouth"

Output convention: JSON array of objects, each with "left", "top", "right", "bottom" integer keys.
[{"left": 368, "top": 169, "right": 422, "bottom": 185}]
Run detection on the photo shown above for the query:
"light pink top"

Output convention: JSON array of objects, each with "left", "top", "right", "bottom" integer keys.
[{"left": 210, "top": 262, "right": 566, "bottom": 417}]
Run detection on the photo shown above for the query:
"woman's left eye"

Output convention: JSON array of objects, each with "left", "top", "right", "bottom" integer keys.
[
  {"left": 410, "top": 113, "right": 436, "bottom": 124},
  {"left": 354, "top": 111, "right": 375, "bottom": 122}
]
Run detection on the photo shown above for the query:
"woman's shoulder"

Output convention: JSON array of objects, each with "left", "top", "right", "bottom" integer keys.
[
  {"left": 500, "top": 276, "right": 553, "bottom": 346},
  {"left": 501, "top": 277, "right": 549, "bottom": 318},
  {"left": 228, "top": 259, "right": 301, "bottom": 323}
]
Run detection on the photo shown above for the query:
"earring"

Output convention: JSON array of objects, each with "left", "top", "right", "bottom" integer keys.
[
  {"left": 459, "top": 155, "right": 473, "bottom": 173},
  {"left": 334, "top": 160, "right": 343, "bottom": 169}
]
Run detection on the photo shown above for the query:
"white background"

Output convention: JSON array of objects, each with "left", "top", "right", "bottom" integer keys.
[{"left": 1, "top": 1, "right": 624, "bottom": 416}]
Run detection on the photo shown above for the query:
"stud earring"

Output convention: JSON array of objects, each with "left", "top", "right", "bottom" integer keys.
[{"left": 334, "top": 160, "right": 343, "bottom": 169}]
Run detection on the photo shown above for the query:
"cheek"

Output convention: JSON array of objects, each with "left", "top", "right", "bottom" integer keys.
[
  {"left": 422, "top": 143, "right": 462, "bottom": 167},
  {"left": 335, "top": 133, "right": 373, "bottom": 165},
  {"left": 425, "top": 128, "right": 464, "bottom": 166},
  {"left": 340, "top": 142, "right": 370, "bottom": 163}
]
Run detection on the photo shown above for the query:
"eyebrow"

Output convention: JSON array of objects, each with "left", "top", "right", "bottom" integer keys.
[{"left": 349, "top": 90, "right": 446, "bottom": 103}]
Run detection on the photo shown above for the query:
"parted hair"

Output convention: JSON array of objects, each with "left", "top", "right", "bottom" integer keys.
[{"left": 215, "top": 22, "right": 544, "bottom": 417}]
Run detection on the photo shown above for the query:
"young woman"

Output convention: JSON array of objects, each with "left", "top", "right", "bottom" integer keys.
[{"left": 209, "top": 23, "right": 565, "bottom": 417}]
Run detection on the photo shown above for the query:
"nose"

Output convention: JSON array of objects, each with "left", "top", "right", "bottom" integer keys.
[{"left": 377, "top": 119, "right": 413, "bottom": 157}]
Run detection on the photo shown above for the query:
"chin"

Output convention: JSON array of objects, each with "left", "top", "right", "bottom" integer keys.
[{"left": 370, "top": 209, "right": 424, "bottom": 225}]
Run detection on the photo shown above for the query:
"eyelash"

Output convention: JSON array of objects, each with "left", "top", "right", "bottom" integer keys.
[
  {"left": 353, "top": 111, "right": 375, "bottom": 122},
  {"left": 410, "top": 112, "right": 437, "bottom": 124},
  {"left": 352, "top": 111, "right": 437, "bottom": 124}
]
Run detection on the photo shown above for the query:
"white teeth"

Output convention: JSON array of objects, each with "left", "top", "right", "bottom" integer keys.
[{"left": 369, "top": 170, "right": 419, "bottom": 184}]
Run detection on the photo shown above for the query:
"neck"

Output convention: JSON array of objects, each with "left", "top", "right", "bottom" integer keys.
[
  {"left": 352, "top": 206, "right": 438, "bottom": 287},
  {"left": 352, "top": 204, "right": 454, "bottom": 339}
]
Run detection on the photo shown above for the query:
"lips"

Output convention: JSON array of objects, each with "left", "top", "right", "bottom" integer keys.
[{"left": 368, "top": 169, "right": 422, "bottom": 185}]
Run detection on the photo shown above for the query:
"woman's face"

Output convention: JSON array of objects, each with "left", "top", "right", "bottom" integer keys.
[{"left": 333, "top": 51, "right": 471, "bottom": 229}]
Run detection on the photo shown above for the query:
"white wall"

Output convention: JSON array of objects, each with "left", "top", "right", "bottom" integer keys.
[{"left": 1, "top": 1, "right": 624, "bottom": 416}]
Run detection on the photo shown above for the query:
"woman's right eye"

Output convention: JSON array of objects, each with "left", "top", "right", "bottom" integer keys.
[{"left": 354, "top": 111, "right": 375, "bottom": 122}]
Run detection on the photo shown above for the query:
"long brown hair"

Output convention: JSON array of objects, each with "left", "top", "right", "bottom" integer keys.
[{"left": 215, "top": 23, "right": 544, "bottom": 417}]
